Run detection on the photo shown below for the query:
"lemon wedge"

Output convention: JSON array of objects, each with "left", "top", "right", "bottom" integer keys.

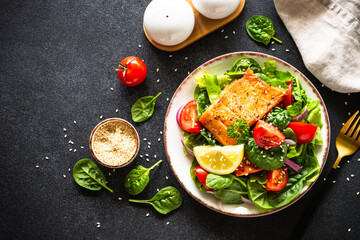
[{"left": 193, "top": 144, "right": 244, "bottom": 175}]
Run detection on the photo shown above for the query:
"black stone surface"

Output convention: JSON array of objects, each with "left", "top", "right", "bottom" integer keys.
[{"left": 1, "top": 0, "right": 359, "bottom": 239}]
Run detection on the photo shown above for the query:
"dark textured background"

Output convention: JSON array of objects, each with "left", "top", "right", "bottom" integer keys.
[{"left": 1, "top": 0, "right": 359, "bottom": 239}]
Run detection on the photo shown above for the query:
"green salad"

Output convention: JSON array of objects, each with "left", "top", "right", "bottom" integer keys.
[{"left": 177, "top": 57, "right": 324, "bottom": 209}]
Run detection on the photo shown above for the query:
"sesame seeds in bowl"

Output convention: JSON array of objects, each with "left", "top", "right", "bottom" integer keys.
[{"left": 89, "top": 118, "right": 140, "bottom": 168}]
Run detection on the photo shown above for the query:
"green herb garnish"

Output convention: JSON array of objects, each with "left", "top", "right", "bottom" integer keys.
[{"left": 227, "top": 119, "right": 250, "bottom": 144}]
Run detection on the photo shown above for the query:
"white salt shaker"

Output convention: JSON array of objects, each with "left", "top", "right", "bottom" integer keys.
[{"left": 192, "top": 0, "right": 241, "bottom": 19}]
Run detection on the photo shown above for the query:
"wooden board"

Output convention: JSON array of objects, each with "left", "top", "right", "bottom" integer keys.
[{"left": 144, "top": 0, "right": 246, "bottom": 52}]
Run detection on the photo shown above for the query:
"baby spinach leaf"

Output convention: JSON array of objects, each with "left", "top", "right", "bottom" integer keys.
[
  {"left": 131, "top": 92, "right": 161, "bottom": 122},
  {"left": 124, "top": 160, "right": 162, "bottom": 195},
  {"left": 263, "top": 60, "right": 277, "bottom": 78},
  {"left": 265, "top": 107, "right": 291, "bottom": 130},
  {"left": 249, "top": 171, "right": 268, "bottom": 185},
  {"left": 195, "top": 90, "right": 211, "bottom": 119},
  {"left": 226, "top": 57, "right": 263, "bottom": 76},
  {"left": 246, "top": 15, "right": 282, "bottom": 45},
  {"left": 73, "top": 159, "right": 113, "bottom": 192},
  {"left": 283, "top": 128, "right": 297, "bottom": 143},
  {"left": 245, "top": 138, "right": 287, "bottom": 170},
  {"left": 275, "top": 70, "right": 293, "bottom": 83},
  {"left": 206, "top": 174, "right": 234, "bottom": 189},
  {"left": 129, "top": 186, "right": 182, "bottom": 214},
  {"left": 213, "top": 181, "right": 248, "bottom": 204}
]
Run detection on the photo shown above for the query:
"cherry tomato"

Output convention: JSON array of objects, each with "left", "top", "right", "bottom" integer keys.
[
  {"left": 194, "top": 166, "right": 212, "bottom": 191},
  {"left": 287, "top": 122, "right": 317, "bottom": 144},
  {"left": 179, "top": 100, "right": 203, "bottom": 133},
  {"left": 235, "top": 155, "right": 263, "bottom": 176},
  {"left": 265, "top": 165, "right": 288, "bottom": 191},
  {"left": 282, "top": 80, "right": 293, "bottom": 108},
  {"left": 117, "top": 56, "right": 147, "bottom": 86},
  {"left": 253, "top": 120, "right": 285, "bottom": 149}
]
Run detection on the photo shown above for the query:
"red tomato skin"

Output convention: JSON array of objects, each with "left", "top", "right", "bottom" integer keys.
[
  {"left": 179, "top": 100, "right": 202, "bottom": 133},
  {"left": 287, "top": 122, "right": 317, "bottom": 144},
  {"left": 265, "top": 166, "right": 288, "bottom": 191},
  {"left": 234, "top": 155, "right": 263, "bottom": 176},
  {"left": 282, "top": 80, "right": 293, "bottom": 108},
  {"left": 118, "top": 56, "right": 147, "bottom": 86},
  {"left": 253, "top": 120, "right": 285, "bottom": 149},
  {"left": 194, "top": 166, "right": 212, "bottom": 191}
]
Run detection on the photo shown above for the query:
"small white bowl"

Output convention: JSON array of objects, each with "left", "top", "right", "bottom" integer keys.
[
  {"left": 192, "top": 0, "right": 241, "bottom": 19},
  {"left": 143, "top": 0, "right": 195, "bottom": 46}
]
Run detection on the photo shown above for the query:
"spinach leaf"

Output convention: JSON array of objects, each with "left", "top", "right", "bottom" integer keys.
[
  {"left": 206, "top": 173, "right": 247, "bottom": 190},
  {"left": 195, "top": 90, "right": 211, "bottom": 119},
  {"left": 182, "top": 131, "right": 210, "bottom": 153},
  {"left": 287, "top": 79, "right": 307, "bottom": 117},
  {"left": 265, "top": 107, "right": 291, "bottom": 130},
  {"left": 245, "top": 138, "right": 287, "bottom": 170},
  {"left": 204, "top": 74, "right": 221, "bottom": 103},
  {"left": 247, "top": 181, "right": 273, "bottom": 209},
  {"left": 200, "top": 129, "right": 218, "bottom": 146},
  {"left": 226, "top": 57, "right": 263, "bottom": 76},
  {"left": 249, "top": 171, "right": 267, "bottom": 185},
  {"left": 124, "top": 160, "right": 162, "bottom": 195},
  {"left": 227, "top": 119, "right": 251, "bottom": 144},
  {"left": 263, "top": 60, "right": 277, "bottom": 78},
  {"left": 129, "top": 186, "right": 182, "bottom": 214},
  {"left": 131, "top": 92, "right": 161, "bottom": 122},
  {"left": 213, "top": 181, "right": 248, "bottom": 204},
  {"left": 73, "top": 159, "right": 113, "bottom": 192},
  {"left": 283, "top": 128, "right": 297, "bottom": 143},
  {"left": 275, "top": 70, "right": 293, "bottom": 83},
  {"left": 246, "top": 15, "right": 282, "bottom": 45},
  {"left": 190, "top": 160, "right": 207, "bottom": 192}
]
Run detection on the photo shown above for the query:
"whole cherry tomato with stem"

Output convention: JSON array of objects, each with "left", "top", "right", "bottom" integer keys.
[{"left": 116, "top": 56, "right": 147, "bottom": 86}]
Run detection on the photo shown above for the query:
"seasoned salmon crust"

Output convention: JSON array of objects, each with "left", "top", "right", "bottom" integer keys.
[{"left": 199, "top": 69, "right": 286, "bottom": 145}]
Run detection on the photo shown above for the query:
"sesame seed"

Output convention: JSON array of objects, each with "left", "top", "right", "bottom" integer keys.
[
  {"left": 333, "top": 180, "right": 336, "bottom": 183},
  {"left": 357, "top": 192, "right": 359, "bottom": 195},
  {"left": 118, "top": 197, "right": 122, "bottom": 200},
  {"left": 224, "top": 36, "right": 228, "bottom": 39},
  {"left": 321, "top": 84, "right": 324, "bottom": 87},
  {"left": 63, "top": 174, "right": 66, "bottom": 178},
  {"left": 143, "top": 138, "right": 147, "bottom": 141},
  {"left": 342, "top": 123, "right": 345, "bottom": 125},
  {"left": 351, "top": 174, "right": 354, "bottom": 177},
  {"left": 271, "top": 41, "right": 275, "bottom": 44},
  {"left": 358, "top": 158, "right": 360, "bottom": 161},
  {"left": 69, "top": 149, "right": 72, "bottom": 152},
  {"left": 45, "top": 157, "right": 49, "bottom": 160},
  {"left": 146, "top": 213, "right": 149, "bottom": 217},
  {"left": 156, "top": 79, "right": 160, "bottom": 82},
  {"left": 63, "top": 128, "right": 67, "bottom": 132},
  {"left": 323, "top": 178, "right": 326, "bottom": 181},
  {"left": 232, "top": 31, "right": 235, "bottom": 34},
  {"left": 73, "top": 149, "right": 77, "bottom": 152},
  {"left": 169, "top": 55, "right": 172, "bottom": 58},
  {"left": 158, "top": 138, "right": 161, "bottom": 142},
  {"left": 68, "top": 168, "right": 71, "bottom": 172},
  {"left": 166, "top": 98, "right": 169, "bottom": 101},
  {"left": 337, "top": 165, "right": 340, "bottom": 168},
  {"left": 80, "top": 146, "right": 84, "bottom": 149},
  {"left": 36, "top": 165, "right": 39, "bottom": 168},
  {"left": 348, "top": 93, "right": 351, "bottom": 96},
  {"left": 148, "top": 145, "right": 151, "bottom": 149},
  {"left": 154, "top": 155, "right": 157, "bottom": 159},
  {"left": 165, "top": 176, "right": 169, "bottom": 179},
  {"left": 160, "top": 131, "right": 163, "bottom": 135},
  {"left": 148, "top": 142, "right": 151, "bottom": 145},
  {"left": 110, "top": 87, "right": 114, "bottom": 91},
  {"left": 64, "top": 134, "right": 67, "bottom": 138},
  {"left": 348, "top": 228, "right": 351, "bottom": 232},
  {"left": 156, "top": 68, "right": 159, "bottom": 72},
  {"left": 272, "top": 48, "right": 275, "bottom": 52},
  {"left": 100, "top": 115, "right": 103, "bottom": 119},
  {"left": 347, "top": 160, "right": 350, "bottom": 163},
  {"left": 157, "top": 188, "right": 159, "bottom": 191},
  {"left": 113, "top": 169, "right": 115, "bottom": 172},
  {"left": 174, "top": 69, "right": 177, "bottom": 72},
  {"left": 286, "top": 49, "right": 289, "bottom": 52},
  {"left": 145, "top": 154, "right": 149, "bottom": 157},
  {"left": 346, "top": 177, "right": 350, "bottom": 181},
  {"left": 146, "top": 158, "right": 149, "bottom": 161},
  {"left": 140, "top": 155, "right": 143, "bottom": 158},
  {"left": 108, "top": 172, "right": 111, "bottom": 176},
  {"left": 115, "top": 109, "right": 119, "bottom": 113},
  {"left": 166, "top": 222, "right": 170, "bottom": 225},
  {"left": 73, "top": 121, "right": 77, "bottom": 124},
  {"left": 184, "top": 57, "right": 188, "bottom": 60},
  {"left": 348, "top": 112, "right": 351, "bottom": 116},
  {"left": 345, "top": 101, "right": 347, "bottom": 105}
]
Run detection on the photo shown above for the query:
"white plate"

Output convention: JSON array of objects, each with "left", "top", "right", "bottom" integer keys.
[{"left": 164, "top": 52, "right": 330, "bottom": 217}]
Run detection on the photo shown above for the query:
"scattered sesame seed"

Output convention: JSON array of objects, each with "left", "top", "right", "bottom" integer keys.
[
  {"left": 345, "top": 101, "right": 347, "bottom": 105},
  {"left": 333, "top": 180, "right": 336, "bottom": 183},
  {"left": 80, "top": 146, "right": 84, "bottom": 149},
  {"left": 165, "top": 176, "right": 169, "bottom": 179},
  {"left": 63, "top": 128, "right": 67, "bottom": 132},
  {"left": 148, "top": 142, "right": 151, "bottom": 145},
  {"left": 174, "top": 69, "right": 177, "bottom": 72},
  {"left": 166, "top": 98, "right": 169, "bottom": 101},
  {"left": 158, "top": 138, "right": 161, "bottom": 142},
  {"left": 100, "top": 115, "right": 103, "bottom": 119},
  {"left": 148, "top": 145, "right": 151, "bottom": 149},
  {"left": 69, "top": 149, "right": 73, "bottom": 152},
  {"left": 68, "top": 168, "right": 71, "bottom": 172},
  {"left": 271, "top": 41, "right": 275, "bottom": 44},
  {"left": 157, "top": 188, "right": 159, "bottom": 191},
  {"left": 346, "top": 177, "right": 350, "bottom": 181},
  {"left": 321, "top": 84, "right": 324, "bottom": 87},
  {"left": 145, "top": 154, "right": 149, "bottom": 157},
  {"left": 224, "top": 36, "right": 228, "bottom": 39},
  {"left": 138, "top": 45, "right": 141, "bottom": 48},
  {"left": 187, "top": 71, "right": 190, "bottom": 75},
  {"left": 351, "top": 174, "right": 354, "bottom": 177},
  {"left": 358, "top": 158, "right": 360, "bottom": 161},
  {"left": 271, "top": 48, "right": 275, "bottom": 52},
  {"left": 64, "top": 134, "right": 67, "bottom": 138},
  {"left": 348, "top": 228, "right": 351, "bottom": 232},
  {"left": 323, "top": 178, "right": 326, "bottom": 181},
  {"left": 108, "top": 172, "right": 111, "bottom": 176},
  {"left": 166, "top": 222, "right": 170, "bottom": 225},
  {"left": 115, "top": 109, "right": 119, "bottom": 113},
  {"left": 342, "top": 123, "right": 345, "bottom": 125},
  {"left": 113, "top": 169, "right": 115, "bottom": 172},
  {"left": 73, "top": 121, "right": 77, "bottom": 124},
  {"left": 169, "top": 55, "right": 173, "bottom": 58},
  {"left": 146, "top": 213, "right": 149, "bottom": 217},
  {"left": 154, "top": 155, "right": 157, "bottom": 158},
  {"left": 110, "top": 88, "right": 114, "bottom": 91},
  {"left": 146, "top": 158, "right": 149, "bottom": 162},
  {"left": 45, "top": 157, "right": 49, "bottom": 160},
  {"left": 160, "top": 131, "right": 163, "bottom": 135},
  {"left": 347, "top": 160, "right": 350, "bottom": 163},
  {"left": 118, "top": 197, "right": 122, "bottom": 201},
  {"left": 348, "top": 93, "right": 351, "bottom": 96},
  {"left": 184, "top": 57, "right": 188, "bottom": 60},
  {"left": 232, "top": 31, "right": 235, "bottom": 34},
  {"left": 73, "top": 149, "right": 77, "bottom": 152},
  {"left": 156, "top": 68, "right": 159, "bottom": 72},
  {"left": 156, "top": 79, "right": 160, "bottom": 82},
  {"left": 143, "top": 138, "right": 147, "bottom": 141},
  {"left": 36, "top": 165, "right": 39, "bottom": 168},
  {"left": 63, "top": 174, "right": 66, "bottom": 178},
  {"left": 97, "top": 225, "right": 101, "bottom": 228},
  {"left": 140, "top": 155, "right": 143, "bottom": 158},
  {"left": 348, "top": 112, "right": 351, "bottom": 116},
  {"left": 357, "top": 192, "right": 359, "bottom": 195},
  {"left": 337, "top": 165, "right": 340, "bottom": 168}
]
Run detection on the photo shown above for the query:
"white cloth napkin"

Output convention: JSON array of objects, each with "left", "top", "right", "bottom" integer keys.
[{"left": 274, "top": 0, "right": 360, "bottom": 93}]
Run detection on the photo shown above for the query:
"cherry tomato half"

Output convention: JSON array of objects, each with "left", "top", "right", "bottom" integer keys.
[
  {"left": 253, "top": 120, "right": 285, "bottom": 149},
  {"left": 282, "top": 80, "right": 293, "bottom": 108},
  {"left": 117, "top": 56, "right": 147, "bottom": 86},
  {"left": 194, "top": 166, "right": 212, "bottom": 191},
  {"left": 287, "top": 122, "right": 317, "bottom": 144},
  {"left": 235, "top": 155, "right": 263, "bottom": 176},
  {"left": 265, "top": 165, "right": 288, "bottom": 191},
  {"left": 179, "top": 100, "right": 203, "bottom": 133}
]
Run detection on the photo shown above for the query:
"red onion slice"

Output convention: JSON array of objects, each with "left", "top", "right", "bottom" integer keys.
[
  {"left": 291, "top": 106, "right": 308, "bottom": 122},
  {"left": 284, "top": 139, "right": 296, "bottom": 145},
  {"left": 181, "top": 138, "right": 194, "bottom": 156},
  {"left": 241, "top": 196, "right": 254, "bottom": 205},
  {"left": 176, "top": 104, "right": 184, "bottom": 126},
  {"left": 285, "top": 158, "right": 302, "bottom": 173}
]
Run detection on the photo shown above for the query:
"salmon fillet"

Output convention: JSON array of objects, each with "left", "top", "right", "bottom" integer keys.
[{"left": 199, "top": 69, "right": 286, "bottom": 145}]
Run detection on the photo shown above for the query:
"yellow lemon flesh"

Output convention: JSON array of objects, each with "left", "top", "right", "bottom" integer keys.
[{"left": 193, "top": 144, "right": 244, "bottom": 175}]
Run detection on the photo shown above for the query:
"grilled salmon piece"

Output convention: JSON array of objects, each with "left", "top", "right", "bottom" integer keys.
[{"left": 199, "top": 69, "right": 286, "bottom": 145}]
